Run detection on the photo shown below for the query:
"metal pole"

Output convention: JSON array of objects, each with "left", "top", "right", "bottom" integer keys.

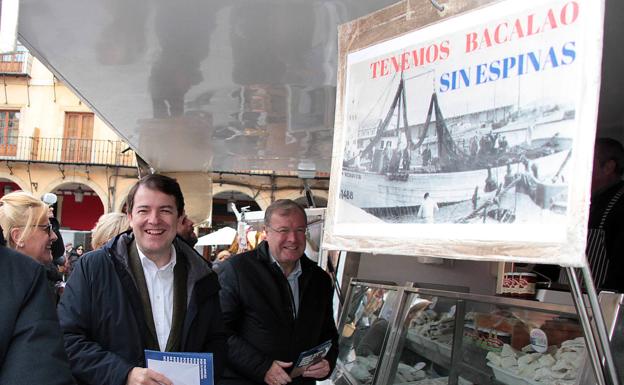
[
  {"left": 581, "top": 266, "right": 620, "bottom": 385},
  {"left": 375, "top": 287, "right": 407, "bottom": 385},
  {"left": 566, "top": 267, "right": 607, "bottom": 385}
]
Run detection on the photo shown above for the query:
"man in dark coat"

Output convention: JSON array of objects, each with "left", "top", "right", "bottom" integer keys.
[
  {"left": 43, "top": 193, "right": 66, "bottom": 302},
  {"left": 178, "top": 214, "right": 198, "bottom": 247},
  {"left": 58, "top": 174, "right": 226, "bottom": 385},
  {"left": 219, "top": 199, "right": 338, "bottom": 385},
  {"left": 0, "top": 230, "right": 74, "bottom": 385},
  {"left": 587, "top": 137, "right": 624, "bottom": 291},
  {"left": 42, "top": 193, "right": 66, "bottom": 266}
]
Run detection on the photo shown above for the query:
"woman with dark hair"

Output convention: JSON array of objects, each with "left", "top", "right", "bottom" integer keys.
[{"left": 65, "top": 244, "right": 85, "bottom": 278}]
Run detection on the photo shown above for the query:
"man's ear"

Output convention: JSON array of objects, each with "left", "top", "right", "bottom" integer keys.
[
  {"left": 177, "top": 212, "right": 186, "bottom": 226},
  {"left": 604, "top": 159, "right": 617, "bottom": 175},
  {"left": 10, "top": 227, "right": 22, "bottom": 246}
]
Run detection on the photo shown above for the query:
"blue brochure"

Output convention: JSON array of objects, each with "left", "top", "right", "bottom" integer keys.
[{"left": 145, "top": 350, "right": 213, "bottom": 385}]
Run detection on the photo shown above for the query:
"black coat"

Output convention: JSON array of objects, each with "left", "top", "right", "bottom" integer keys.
[
  {"left": 218, "top": 241, "right": 338, "bottom": 385},
  {"left": 0, "top": 245, "right": 74, "bottom": 385},
  {"left": 589, "top": 180, "right": 624, "bottom": 292},
  {"left": 58, "top": 232, "right": 227, "bottom": 385},
  {"left": 50, "top": 217, "right": 65, "bottom": 264}
]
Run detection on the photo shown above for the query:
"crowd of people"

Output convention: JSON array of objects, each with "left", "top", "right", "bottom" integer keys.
[
  {"left": 4, "top": 138, "right": 620, "bottom": 385},
  {"left": 0, "top": 174, "right": 338, "bottom": 385}
]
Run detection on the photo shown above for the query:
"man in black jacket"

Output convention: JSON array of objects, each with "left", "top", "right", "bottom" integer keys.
[
  {"left": 178, "top": 214, "right": 198, "bottom": 247},
  {"left": 58, "top": 174, "right": 226, "bottom": 385},
  {"left": 0, "top": 230, "right": 74, "bottom": 385},
  {"left": 586, "top": 137, "right": 624, "bottom": 291},
  {"left": 219, "top": 199, "right": 338, "bottom": 385},
  {"left": 43, "top": 192, "right": 66, "bottom": 302}
]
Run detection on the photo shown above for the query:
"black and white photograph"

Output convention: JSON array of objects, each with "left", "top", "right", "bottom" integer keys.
[
  {"left": 339, "top": 75, "right": 574, "bottom": 226},
  {"left": 325, "top": 0, "right": 603, "bottom": 263}
]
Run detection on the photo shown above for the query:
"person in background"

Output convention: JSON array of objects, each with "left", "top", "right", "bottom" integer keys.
[
  {"left": 64, "top": 242, "right": 73, "bottom": 260},
  {"left": 219, "top": 199, "right": 338, "bottom": 385},
  {"left": 227, "top": 236, "right": 239, "bottom": 255},
  {"left": 42, "top": 193, "right": 66, "bottom": 266},
  {"left": 538, "top": 137, "right": 624, "bottom": 291},
  {"left": 58, "top": 174, "right": 226, "bottom": 385},
  {"left": 177, "top": 214, "right": 198, "bottom": 247},
  {"left": 0, "top": 228, "right": 74, "bottom": 385},
  {"left": 91, "top": 212, "right": 130, "bottom": 250},
  {"left": 212, "top": 249, "right": 231, "bottom": 273},
  {"left": 66, "top": 244, "right": 84, "bottom": 279},
  {"left": 42, "top": 193, "right": 66, "bottom": 300},
  {"left": 417, "top": 192, "right": 439, "bottom": 224},
  {"left": 216, "top": 249, "right": 231, "bottom": 262},
  {"left": 585, "top": 137, "right": 624, "bottom": 291},
  {"left": 61, "top": 242, "right": 74, "bottom": 279},
  {"left": 0, "top": 191, "right": 60, "bottom": 300}
]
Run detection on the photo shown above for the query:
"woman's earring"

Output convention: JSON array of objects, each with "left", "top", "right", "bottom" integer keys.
[{"left": 17, "top": 242, "right": 24, "bottom": 248}]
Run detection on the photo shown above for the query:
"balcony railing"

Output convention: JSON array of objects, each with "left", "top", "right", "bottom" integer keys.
[
  {"left": 0, "top": 50, "right": 31, "bottom": 75},
  {"left": 0, "top": 136, "right": 137, "bottom": 167}
]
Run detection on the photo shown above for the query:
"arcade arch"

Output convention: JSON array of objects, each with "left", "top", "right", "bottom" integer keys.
[
  {"left": 0, "top": 176, "right": 26, "bottom": 198},
  {"left": 47, "top": 181, "right": 105, "bottom": 231},
  {"left": 212, "top": 189, "right": 260, "bottom": 229}
]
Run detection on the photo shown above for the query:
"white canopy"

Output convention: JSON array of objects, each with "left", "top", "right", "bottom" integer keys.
[{"left": 196, "top": 227, "right": 236, "bottom": 246}]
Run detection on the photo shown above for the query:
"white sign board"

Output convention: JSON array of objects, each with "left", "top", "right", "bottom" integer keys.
[{"left": 324, "top": 0, "right": 604, "bottom": 266}]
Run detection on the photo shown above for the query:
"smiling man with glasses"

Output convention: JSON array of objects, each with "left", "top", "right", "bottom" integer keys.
[{"left": 219, "top": 199, "right": 338, "bottom": 385}]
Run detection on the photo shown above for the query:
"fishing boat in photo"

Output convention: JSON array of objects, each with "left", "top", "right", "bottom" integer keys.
[{"left": 339, "top": 76, "right": 574, "bottom": 216}]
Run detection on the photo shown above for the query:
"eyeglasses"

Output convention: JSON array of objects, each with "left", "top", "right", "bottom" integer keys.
[
  {"left": 266, "top": 226, "right": 308, "bottom": 236},
  {"left": 31, "top": 223, "right": 53, "bottom": 236}
]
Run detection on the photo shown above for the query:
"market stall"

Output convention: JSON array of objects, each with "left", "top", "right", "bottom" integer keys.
[
  {"left": 196, "top": 227, "right": 237, "bottom": 246},
  {"left": 322, "top": 1, "right": 620, "bottom": 385},
  {"left": 331, "top": 280, "right": 623, "bottom": 385}
]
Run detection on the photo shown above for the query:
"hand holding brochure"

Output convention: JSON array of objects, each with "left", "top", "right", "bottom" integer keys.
[
  {"left": 290, "top": 340, "right": 332, "bottom": 378},
  {"left": 145, "top": 350, "right": 213, "bottom": 385}
]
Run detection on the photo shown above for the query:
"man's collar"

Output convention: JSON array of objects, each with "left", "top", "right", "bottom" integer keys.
[
  {"left": 269, "top": 252, "right": 302, "bottom": 278},
  {"left": 593, "top": 179, "right": 624, "bottom": 198},
  {"left": 137, "top": 243, "right": 177, "bottom": 271}
]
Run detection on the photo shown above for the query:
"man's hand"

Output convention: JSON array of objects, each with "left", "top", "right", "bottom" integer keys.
[
  {"left": 126, "top": 367, "right": 173, "bottom": 385},
  {"left": 302, "top": 359, "right": 330, "bottom": 379},
  {"left": 263, "top": 360, "right": 292, "bottom": 385}
]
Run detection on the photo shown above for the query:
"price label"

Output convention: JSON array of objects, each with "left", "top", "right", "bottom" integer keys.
[{"left": 530, "top": 328, "right": 548, "bottom": 353}]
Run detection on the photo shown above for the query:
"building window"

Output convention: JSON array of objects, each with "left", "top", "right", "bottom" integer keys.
[
  {"left": 62, "top": 112, "right": 94, "bottom": 162},
  {"left": 0, "top": 110, "right": 19, "bottom": 156}
]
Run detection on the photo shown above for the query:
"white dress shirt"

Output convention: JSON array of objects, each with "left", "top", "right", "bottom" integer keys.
[
  {"left": 270, "top": 254, "right": 302, "bottom": 318},
  {"left": 137, "top": 245, "right": 177, "bottom": 351}
]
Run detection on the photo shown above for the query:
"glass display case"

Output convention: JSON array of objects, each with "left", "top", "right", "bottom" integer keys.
[
  {"left": 331, "top": 280, "right": 622, "bottom": 385},
  {"left": 332, "top": 280, "right": 402, "bottom": 385}
]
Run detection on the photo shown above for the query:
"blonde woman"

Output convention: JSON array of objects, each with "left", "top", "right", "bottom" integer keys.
[
  {"left": 0, "top": 191, "right": 58, "bottom": 265},
  {"left": 91, "top": 212, "right": 130, "bottom": 250}
]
